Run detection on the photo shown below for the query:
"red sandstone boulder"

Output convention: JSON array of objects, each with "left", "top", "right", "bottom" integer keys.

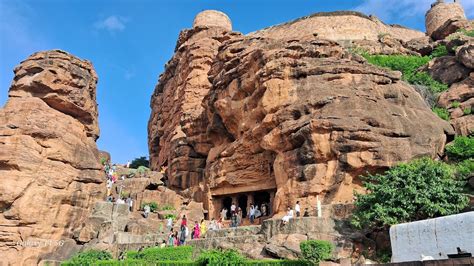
[{"left": 0, "top": 50, "right": 104, "bottom": 265}]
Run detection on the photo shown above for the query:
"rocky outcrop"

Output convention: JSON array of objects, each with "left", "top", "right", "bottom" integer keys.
[
  {"left": 148, "top": 11, "right": 241, "bottom": 200},
  {"left": 0, "top": 50, "right": 104, "bottom": 265},
  {"left": 425, "top": 1, "right": 467, "bottom": 40},
  {"left": 249, "top": 11, "right": 424, "bottom": 42},
  {"left": 148, "top": 11, "right": 454, "bottom": 220}
]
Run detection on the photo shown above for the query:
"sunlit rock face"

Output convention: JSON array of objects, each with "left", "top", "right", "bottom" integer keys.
[
  {"left": 148, "top": 10, "right": 453, "bottom": 219},
  {"left": 0, "top": 50, "right": 104, "bottom": 265}
]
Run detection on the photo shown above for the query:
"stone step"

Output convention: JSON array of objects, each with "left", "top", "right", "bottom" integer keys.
[
  {"left": 187, "top": 234, "right": 265, "bottom": 249},
  {"left": 116, "top": 232, "right": 168, "bottom": 244},
  {"left": 205, "top": 225, "right": 261, "bottom": 238}
]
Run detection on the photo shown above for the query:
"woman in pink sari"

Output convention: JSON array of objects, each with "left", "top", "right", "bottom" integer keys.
[{"left": 193, "top": 221, "right": 201, "bottom": 239}]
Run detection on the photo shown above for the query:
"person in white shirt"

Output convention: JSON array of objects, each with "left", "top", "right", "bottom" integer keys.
[
  {"left": 295, "top": 201, "right": 301, "bottom": 217},
  {"left": 230, "top": 202, "right": 236, "bottom": 214},
  {"left": 116, "top": 197, "right": 125, "bottom": 204},
  {"left": 282, "top": 207, "right": 294, "bottom": 224},
  {"left": 220, "top": 208, "right": 227, "bottom": 221},
  {"left": 249, "top": 205, "right": 256, "bottom": 224},
  {"left": 143, "top": 205, "right": 150, "bottom": 218},
  {"left": 167, "top": 217, "right": 173, "bottom": 231}
]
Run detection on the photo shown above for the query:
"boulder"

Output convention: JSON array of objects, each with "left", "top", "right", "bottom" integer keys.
[
  {"left": 405, "top": 36, "right": 434, "bottom": 56},
  {"left": 0, "top": 50, "right": 104, "bottom": 265},
  {"left": 457, "top": 43, "right": 474, "bottom": 69},
  {"left": 424, "top": 56, "right": 471, "bottom": 86},
  {"left": 431, "top": 18, "right": 472, "bottom": 41},
  {"left": 265, "top": 233, "right": 307, "bottom": 259}
]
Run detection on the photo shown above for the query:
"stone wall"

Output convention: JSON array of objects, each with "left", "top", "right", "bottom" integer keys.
[
  {"left": 390, "top": 212, "right": 474, "bottom": 262},
  {"left": 249, "top": 11, "right": 425, "bottom": 42}
]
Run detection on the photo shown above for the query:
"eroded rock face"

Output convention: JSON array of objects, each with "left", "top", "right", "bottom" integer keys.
[
  {"left": 147, "top": 21, "right": 241, "bottom": 200},
  {"left": 203, "top": 37, "right": 453, "bottom": 215},
  {"left": 148, "top": 11, "right": 454, "bottom": 219},
  {"left": 0, "top": 50, "right": 104, "bottom": 265}
]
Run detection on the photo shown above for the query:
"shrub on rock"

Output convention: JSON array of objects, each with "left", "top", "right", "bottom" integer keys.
[
  {"left": 351, "top": 158, "right": 469, "bottom": 229},
  {"left": 197, "top": 249, "right": 246, "bottom": 266},
  {"left": 61, "top": 250, "right": 112, "bottom": 265},
  {"left": 299, "top": 240, "right": 333, "bottom": 264}
]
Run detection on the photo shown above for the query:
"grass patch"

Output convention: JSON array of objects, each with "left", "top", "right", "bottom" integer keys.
[
  {"left": 433, "top": 107, "right": 450, "bottom": 121},
  {"left": 431, "top": 45, "right": 448, "bottom": 58},
  {"left": 363, "top": 54, "right": 448, "bottom": 93}
]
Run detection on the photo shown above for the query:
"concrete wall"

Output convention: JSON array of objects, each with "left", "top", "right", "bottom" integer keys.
[{"left": 390, "top": 212, "right": 474, "bottom": 263}]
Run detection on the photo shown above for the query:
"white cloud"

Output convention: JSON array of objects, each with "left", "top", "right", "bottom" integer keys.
[
  {"left": 355, "top": 0, "right": 474, "bottom": 23},
  {"left": 94, "top": 16, "right": 128, "bottom": 32}
]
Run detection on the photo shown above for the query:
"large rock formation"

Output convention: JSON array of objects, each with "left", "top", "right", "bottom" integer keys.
[
  {"left": 148, "top": 11, "right": 454, "bottom": 220},
  {"left": 0, "top": 50, "right": 104, "bottom": 265},
  {"left": 148, "top": 10, "right": 241, "bottom": 200}
]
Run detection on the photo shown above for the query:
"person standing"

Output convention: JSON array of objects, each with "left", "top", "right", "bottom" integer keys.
[
  {"left": 249, "top": 205, "right": 255, "bottom": 224},
  {"left": 126, "top": 197, "right": 133, "bottom": 212},
  {"left": 230, "top": 212, "right": 238, "bottom": 228},
  {"left": 261, "top": 204, "right": 267, "bottom": 217},
  {"left": 180, "top": 215, "right": 187, "bottom": 230},
  {"left": 230, "top": 202, "right": 236, "bottom": 215},
  {"left": 193, "top": 221, "right": 201, "bottom": 239},
  {"left": 236, "top": 207, "right": 242, "bottom": 226},
  {"left": 282, "top": 207, "right": 294, "bottom": 225},
  {"left": 168, "top": 229, "right": 174, "bottom": 246},
  {"left": 143, "top": 204, "right": 150, "bottom": 218},
  {"left": 200, "top": 219, "right": 207, "bottom": 237},
  {"left": 295, "top": 201, "right": 301, "bottom": 217},
  {"left": 167, "top": 216, "right": 173, "bottom": 232},
  {"left": 220, "top": 208, "right": 227, "bottom": 221}
]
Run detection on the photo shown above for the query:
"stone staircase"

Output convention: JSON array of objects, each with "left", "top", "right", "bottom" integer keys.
[{"left": 187, "top": 204, "right": 357, "bottom": 260}]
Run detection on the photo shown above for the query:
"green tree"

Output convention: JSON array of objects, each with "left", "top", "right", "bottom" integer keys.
[
  {"left": 129, "top": 156, "right": 150, "bottom": 169},
  {"left": 351, "top": 158, "right": 468, "bottom": 229}
]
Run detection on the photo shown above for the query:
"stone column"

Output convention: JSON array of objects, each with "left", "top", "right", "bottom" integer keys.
[{"left": 269, "top": 192, "right": 275, "bottom": 215}]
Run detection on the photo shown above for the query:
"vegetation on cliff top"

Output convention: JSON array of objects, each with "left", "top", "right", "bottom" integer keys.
[{"left": 363, "top": 54, "right": 448, "bottom": 93}]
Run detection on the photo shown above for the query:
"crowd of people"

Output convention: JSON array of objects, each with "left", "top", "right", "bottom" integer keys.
[
  {"left": 103, "top": 161, "right": 133, "bottom": 211},
  {"left": 219, "top": 202, "right": 270, "bottom": 227},
  {"left": 165, "top": 215, "right": 213, "bottom": 247}
]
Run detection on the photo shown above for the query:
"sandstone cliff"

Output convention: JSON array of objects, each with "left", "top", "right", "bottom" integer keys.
[
  {"left": 0, "top": 50, "right": 104, "bottom": 265},
  {"left": 148, "top": 11, "right": 454, "bottom": 219}
]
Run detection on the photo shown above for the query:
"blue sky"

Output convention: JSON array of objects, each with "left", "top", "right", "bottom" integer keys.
[{"left": 1, "top": 0, "right": 473, "bottom": 164}]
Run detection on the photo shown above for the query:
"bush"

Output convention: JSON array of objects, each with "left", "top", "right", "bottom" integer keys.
[
  {"left": 197, "top": 249, "right": 246, "bottom": 266},
  {"left": 164, "top": 214, "right": 177, "bottom": 220},
  {"left": 454, "top": 159, "right": 474, "bottom": 181},
  {"left": 140, "top": 201, "right": 158, "bottom": 212},
  {"left": 61, "top": 250, "right": 112, "bottom": 265},
  {"left": 458, "top": 29, "right": 474, "bottom": 37},
  {"left": 451, "top": 101, "right": 461, "bottom": 108},
  {"left": 351, "top": 158, "right": 469, "bottom": 229},
  {"left": 126, "top": 246, "right": 193, "bottom": 262},
  {"left": 431, "top": 45, "right": 448, "bottom": 58},
  {"left": 433, "top": 107, "right": 450, "bottom": 121},
  {"left": 245, "top": 260, "right": 310, "bottom": 265},
  {"left": 363, "top": 54, "right": 448, "bottom": 93},
  {"left": 463, "top": 107, "right": 472, "bottom": 115},
  {"left": 95, "top": 260, "right": 199, "bottom": 266},
  {"left": 159, "top": 204, "right": 175, "bottom": 211},
  {"left": 129, "top": 156, "right": 150, "bottom": 169},
  {"left": 446, "top": 136, "right": 474, "bottom": 161},
  {"left": 300, "top": 240, "right": 333, "bottom": 264}
]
